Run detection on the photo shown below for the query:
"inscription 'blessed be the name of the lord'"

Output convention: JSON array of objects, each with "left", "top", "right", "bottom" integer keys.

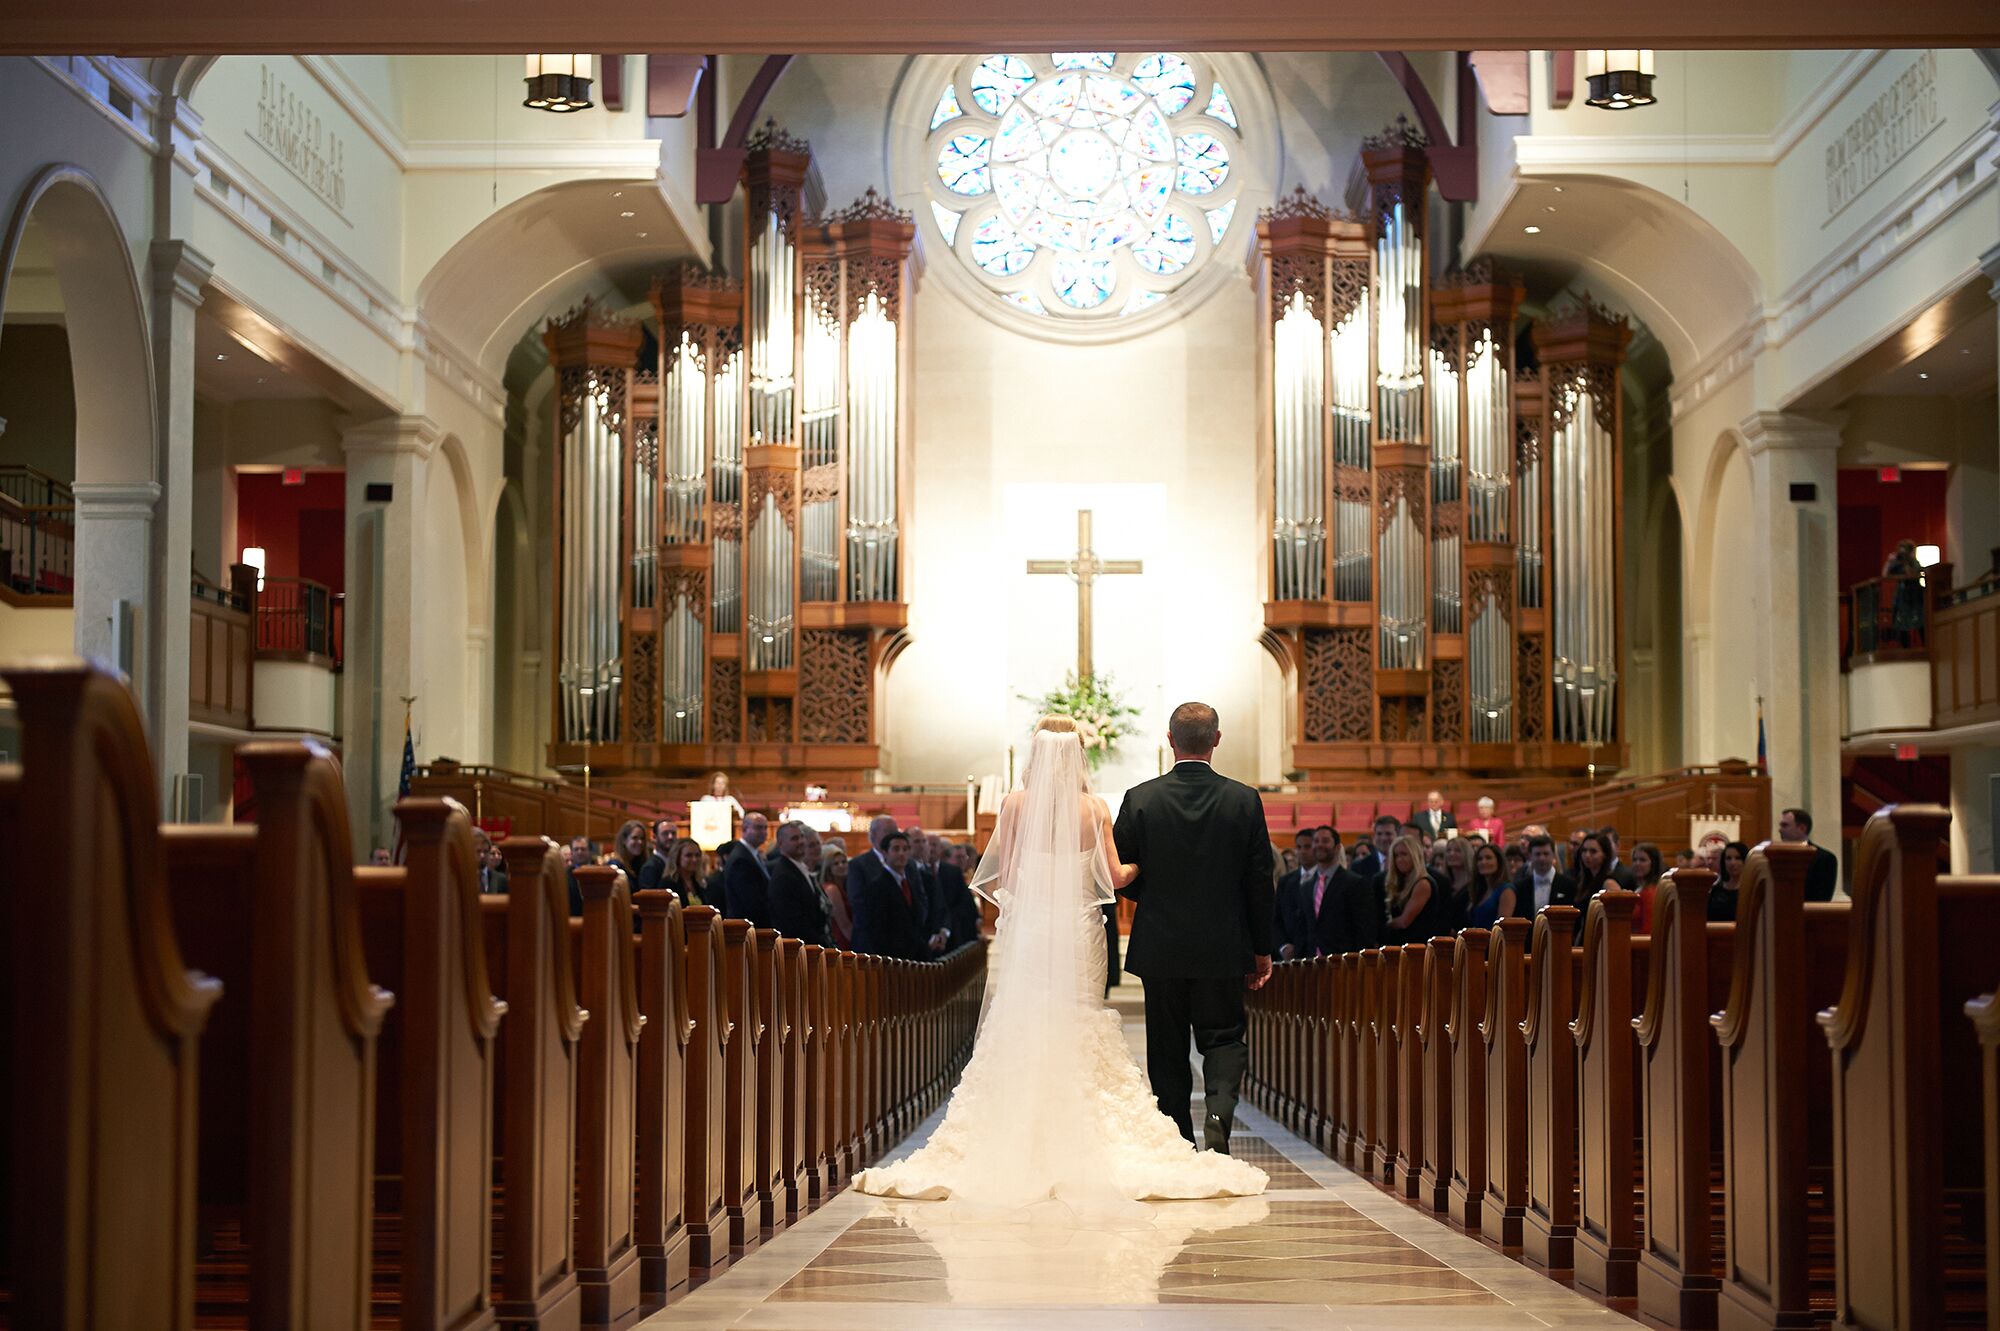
[{"left": 255, "top": 64, "right": 348, "bottom": 216}]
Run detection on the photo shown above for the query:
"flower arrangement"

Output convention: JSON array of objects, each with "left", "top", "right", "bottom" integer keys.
[{"left": 1024, "top": 671, "right": 1141, "bottom": 771}]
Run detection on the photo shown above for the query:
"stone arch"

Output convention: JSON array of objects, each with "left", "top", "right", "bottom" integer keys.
[{"left": 1686, "top": 426, "right": 1758, "bottom": 763}]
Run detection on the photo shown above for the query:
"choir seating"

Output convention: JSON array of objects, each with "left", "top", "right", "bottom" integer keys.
[
  {"left": 0, "top": 660, "right": 986, "bottom": 1330},
  {"left": 1247, "top": 802, "right": 1999, "bottom": 1331}
]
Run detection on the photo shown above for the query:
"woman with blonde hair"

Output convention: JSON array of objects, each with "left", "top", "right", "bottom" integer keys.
[
  {"left": 1380, "top": 832, "right": 1448, "bottom": 946},
  {"left": 854, "top": 711, "right": 1267, "bottom": 1205}
]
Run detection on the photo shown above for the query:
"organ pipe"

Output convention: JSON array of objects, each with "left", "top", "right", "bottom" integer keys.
[
  {"left": 1272, "top": 291, "right": 1326, "bottom": 601},
  {"left": 662, "top": 332, "right": 708, "bottom": 546},
  {"left": 1468, "top": 599, "right": 1513, "bottom": 742},
  {"left": 1465, "top": 330, "right": 1510, "bottom": 543},
  {"left": 712, "top": 350, "right": 744, "bottom": 635},
  {"left": 1379, "top": 495, "right": 1425, "bottom": 669},
  {"left": 801, "top": 273, "right": 841, "bottom": 601},
  {"left": 845, "top": 289, "right": 900, "bottom": 602}
]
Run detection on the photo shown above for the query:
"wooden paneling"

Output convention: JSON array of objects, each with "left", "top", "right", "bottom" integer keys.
[{"left": 1934, "top": 589, "right": 2000, "bottom": 730}]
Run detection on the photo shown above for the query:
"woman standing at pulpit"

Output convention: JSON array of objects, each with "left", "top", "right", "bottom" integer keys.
[{"left": 700, "top": 770, "right": 746, "bottom": 819}]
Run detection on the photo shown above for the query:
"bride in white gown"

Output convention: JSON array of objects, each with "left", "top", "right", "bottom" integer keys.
[{"left": 853, "top": 715, "right": 1267, "bottom": 1206}]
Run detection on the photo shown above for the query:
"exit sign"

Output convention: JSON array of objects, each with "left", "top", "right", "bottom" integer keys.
[
  {"left": 282, "top": 467, "right": 305, "bottom": 486},
  {"left": 1878, "top": 465, "right": 1902, "bottom": 483},
  {"left": 1894, "top": 742, "right": 1919, "bottom": 761}
]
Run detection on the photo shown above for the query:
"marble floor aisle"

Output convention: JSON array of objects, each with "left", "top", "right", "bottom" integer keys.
[{"left": 636, "top": 979, "right": 1641, "bottom": 1330}]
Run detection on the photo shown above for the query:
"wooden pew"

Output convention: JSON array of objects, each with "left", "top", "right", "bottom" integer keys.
[
  {"left": 1713, "top": 859, "right": 1849, "bottom": 1331},
  {"left": 357, "top": 799, "right": 505, "bottom": 1331},
  {"left": 1479, "top": 917, "right": 1532, "bottom": 1249},
  {"left": 1366, "top": 948, "right": 1399, "bottom": 1182},
  {"left": 488, "top": 839, "right": 587, "bottom": 1331},
  {"left": 2, "top": 661, "right": 223, "bottom": 1331},
  {"left": 751, "top": 928, "right": 790, "bottom": 1235},
  {"left": 1631, "top": 865, "right": 1727, "bottom": 1329},
  {"left": 676, "top": 906, "right": 730, "bottom": 1274},
  {"left": 718, "top": 920, "right": 762, "bottom": 1252},
  {"left": 1967, "top": 990, "right": 2000, "bottom": 1331},
  {"left": 781, "top": 940, "right": 812, "bottom": 1217},
  {"left": 801, "top": 945, "right": 835, "bottom": 1201},
  {"left": 1337, "top": 955, "right": 1362, "bottom": 1167},
  {"left": 1819, "top": 804, "right": 2000, "bottom": 1329},
  {"left": 1447, "top": 927, "right": 1492, "bottom": 1234},
  {"left": 632, "top": 890, "right": 692, "bottom": 1299},
  {"left": 1417, "top": 938, "right": 1454, "bottom": 1214},
  {"left": 1523, "top": 905, "right": 1581, "bottom": 1272},
  {"left": 1572, "top": 889, "right": 1644, "bottom": 1299},
  {"left": 1316, "top": 958, "right": 1339, "bottom": 1155},
  {"left": 571, "top": 866, "right": 643, "bottom": 1325},
  {"left": 836, "top": 952, "right": 862, "bottom": 1177},
  {"left": 164, "top": 743, "right": 394, "bottom": 1331}
]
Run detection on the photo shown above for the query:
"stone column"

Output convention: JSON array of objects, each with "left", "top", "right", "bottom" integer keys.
[
  {"left": 69, "top": 480, "right": 160, "bottom": 676},
  {"left": 1738, "top": 410, "right": 1843, "bottom": 850},
  {"left": 341, "top": 415, "right": 439, "bottom": 858},
  {"left": 146, "top": 239, "right": 214, "bottom": 812},
  {"left": 464, "top": 624, "right": 492, "bottom": 764}
]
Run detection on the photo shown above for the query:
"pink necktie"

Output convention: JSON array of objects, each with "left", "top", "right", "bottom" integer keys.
[{"left": 1312, "top": 871, "right": 1327, "bottom": 915}]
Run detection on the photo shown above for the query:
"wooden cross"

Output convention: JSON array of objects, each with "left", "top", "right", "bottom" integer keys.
[{"left": 1026, "top": 509, "right": 1143, "bottom": 679}]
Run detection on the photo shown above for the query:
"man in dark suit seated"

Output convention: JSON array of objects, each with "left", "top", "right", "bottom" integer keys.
[
  {"left": 1280, "top": 824, "right": 1381, "bottom": 959},
  {"left": 721, "top": 811, "right": 773, "bottom": 926},
  {"left": 1513, "top": 832, "right": 1579, "bottom": 915},
  {"left": 767, "top": 818, "right": 833, "bottom": 945},
  {"left": 848, "top": 824, "right": 932, "bottom": 961},
  {"left": 1778, "top": 806, "right": 1841, "bottom": 901}
]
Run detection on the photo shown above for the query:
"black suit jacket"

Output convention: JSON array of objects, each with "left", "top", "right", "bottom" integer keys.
[
  {"left": 768, "top": 857, "right": 833, "bottom": 946},
  {"left": 933, "top": 861, "right": 980, "bottom": 948},
  {"left": 1349, "top": 847, "right": 1384, "bottom": 883},
  {"left": 1512, "top": 869, "right": 1581, "bottom": 914},
  {"left": 723, "top": 841, "right": 773, "bottom": 926},
  {"left": 1805, "top": 844, "right": 1840, "bottom": 902},
  {"left": 1416, "top": 808, "right": 1458, "bottom": 840},
  {"left": 1275, "top": 867, "right": 1311, "bottom": 957},
  {"left": 1280, "top": 864, "right": 1379, "bottom": 959},
  {"left": 637, "top": 850, "right": 670, "bottom": 895},
  {"left": 1112, "top": 761, "right": 1275, "bottom": 979},
  {"left": 847, "top": 852, "right": 930, "bottom": 961}
]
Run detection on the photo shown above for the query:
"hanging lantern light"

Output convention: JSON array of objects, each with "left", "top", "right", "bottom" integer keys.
[
  {"left": 1583, "top": 50, "right": 1656, "bottom": 110},
  {"left": 524, "top": 55, "right": 594, "bottom": 113}
]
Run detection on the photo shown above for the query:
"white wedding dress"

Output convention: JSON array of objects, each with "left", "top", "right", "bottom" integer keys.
[{"left": 853, "top": 730, "right": 1267, "bottom": 1207}]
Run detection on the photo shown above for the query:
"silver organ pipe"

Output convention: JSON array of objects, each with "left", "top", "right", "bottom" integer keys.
[
  {"left": 1466, "top": 331, "right": 1511, "bottom": 543},
  {"left": 747, "top": 491, "right": 794, "bottom": 670},
  {"left": 1378, "top": 495, "right": 1424, "bottom": 669},
  {"left": 1550, "top": 372, "right": 1617, "bottom": 744},
  {"left": 561, "top": 374, "right": 623, "bottom": 742},
  {"left": 711, "top": 350, "right": 744, "bottom": 635},
  {"left": 801, "top": 278, "right": 841, "bottom": 601},
  {"left": 1516, "top": 407, "right": 1543, "bottom": 611},
  {"left": 662, "top": 591, "right": 704, "bottom": 742},
  {"left": 845, "top": 289, "right": 900, "bottom": 602},
  {"left": 1468, "top": 599, "right": 1513, "bottom": 742},
  {"left": 632, "top": 417, "right": 658, "bottom": 610},
  {"left": 1374, "top": 199, "right": 1424, "bottom": 442},
  {"left": 663, "top": 333, "right": 708, "bottom": 546},
  {"left": 1428, "top": 336, "right": 1461, "bottom": 634},
  {"left": 1272, "top": 291, "right": 1326, "bottom": 602},
  {"left": 748, "top": 206, "right": 797, "bottom": 448},
  {"left": 1331, "top": 294, "right": 1372, "bottom": 600}
]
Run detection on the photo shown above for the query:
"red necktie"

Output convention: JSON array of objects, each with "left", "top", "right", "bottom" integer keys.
[{"left": 898, "top": 874, "right": 912, "bottom": 909}]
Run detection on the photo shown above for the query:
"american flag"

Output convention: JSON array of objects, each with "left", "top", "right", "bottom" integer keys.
[{"left": 390, "top": 707, "right": 416, "bottom": 864}]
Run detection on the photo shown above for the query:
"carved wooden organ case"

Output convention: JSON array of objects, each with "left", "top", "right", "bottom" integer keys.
[
  {"left": 545, "top": 127, "right": 916, "bottom": 778},
  {"left": 1257, "top": 126, "right": 1631, "bottom": 781}
]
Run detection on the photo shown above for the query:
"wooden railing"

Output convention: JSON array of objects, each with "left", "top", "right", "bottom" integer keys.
[
  {"left": 1249, "top": 805, "right": 2000, "bottom": 1328},
  {"left": 0, "top": 659, "right": 987, "bottom": 1329},
  {"left": 1935, "top": 576, "right": 2000, "bottom": 731},
  {"left": 0, "top": 463, "right": 74, "bottom": 603},
  {"left": 1843, "top": 569, "right": 1948, "bottom": 663},
  {"left": 189, "top": 569, "right": 255, "bottom": 729},
  {"left": 254, "top": 574, "right": 343, "bottom": 667}
]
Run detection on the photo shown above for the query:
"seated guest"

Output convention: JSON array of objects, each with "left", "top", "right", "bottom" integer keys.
[
  {"left": 850, "top": 825, "right": 932, "bottom": 961},
  {"left": 1381, "top": 833, "right": 1450, "bottom": 946},
  {"left": 1465, "top": 841, "right": 1516, "bottom": 928},
  {"left": 721, "top": 812, "right": 773, "bottom": 925},
  {"left": 1403, "top": 822, "right": 1432, "bottom": 856},
  {"left": 1596, "top": 826, "right": 1638, "bottom": 890},
  {"left": 1629, "top": 842, "right": 1665, "bottom": 933},
  {"left": 1513, "top": 833, "right": 1579, "bottom": 915},
  {"left": 1350, "top": 815, "right": 1401, "bottom": 881},
  {"left": 1777, "top": 807, "right": 1840, "bottom": 902},
  {"left": 1436, "top": 836, "right": 1477, "bottom": 934},
  {"left": 472, "top": 827, "right": 509, "bottom": 894},
  {"left": 1464, "top": 795, "right": 1505, "bottom": 844},
  {"left": 1708, "top": 840, "right": 1749, "bottom": 922},
  {"left": 1502, "top": 843, "right": 1527, "bottom": 882},
  {"left": 1279, "top": 847, "right": 1299, "bottom": 877},
  {"left": 661, "top": 837, "right": 708, "bottom": 908},
  {"left": 1275, "top": 828, "right": 1318, "bottom": 958},
  {"left": 611, "top": 819, "right": 651, "bottom": 888},
  {"left": 768, "top": 819, "right": 833, "bottom": 945},
  {"left": 704, "top": 840, "right": 735, "bottom": 906},
  {"left": 638, "top": 817, "right": 677, "bottom": 892},
  {"left": 820, "top": 842, "right": 853, "bottom": 947},
  {"left": 1302, "top": 828, "right": 1382, "bottom": 959},
  {"left": 1674, "top": 848, "right": 1696, "bottom": 870},
  {"left": 1563, "top": 827, "right": 1588, "bottom": 875},
  {"left": 931, "top": 835, "right": 981, "bottom": 950},
  {"left": 1573, "top": 831, "right": 1620, "bottom": 911},
  {"left": 1415, "top": 789, "right": 1457, "bottom": 842},
  {"left": 566, "top": 837, "right": 598, "bottom": 916}
]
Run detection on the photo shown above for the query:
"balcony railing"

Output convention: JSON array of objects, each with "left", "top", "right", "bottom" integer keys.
[
  {"left": 1843, "top": 568, "right": 1947, "bottom": 665},
  {"left": 0, "top": 465, "right": 75, "bottom": 602},
  {"left": 255, "top": 576, "right": 342, "bottom": 667}
]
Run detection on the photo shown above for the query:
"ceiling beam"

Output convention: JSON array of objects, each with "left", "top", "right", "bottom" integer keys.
[{"left": 4, "top": 1, "right": 1995, "bottom": 55}]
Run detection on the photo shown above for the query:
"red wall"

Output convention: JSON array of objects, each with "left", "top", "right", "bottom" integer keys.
[
  {"left": 1837, "top": 466, "right": 1949, "bottom": 593},
  {"left": 236, "top": 470, "right": 345, "bottom": 592}
]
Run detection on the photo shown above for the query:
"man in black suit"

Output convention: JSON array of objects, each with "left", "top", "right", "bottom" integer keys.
[
  {"left": 1113, "top": 701, "right": 1274, "bottom": 1153},
  {"left": 1513, "top": 833, "right": 1579, "bottom": 915},
  {"left": 638, "top": 817, "right": 677, "bottom": 894},
  {"left": 1273, "top": 829, "right": 1316, "bottom": 957},
  {"left": 1415, "top": 790, "right": 1457, "bottom": 843},
  {"left": 767, "top": 819, "right": 834, "bottom": 945},
  {"left": 722, "top": 811, "right": 773, "bottom": 926},
  {"left": 927, "top": 835, "right": 980, "bottom": 951},
  {"left": 1348, "top": 815, "right": 1400, "bottom": 883},
  {"left": 1779, "top": 807, "right": 1841, "bottom": 902},
  {"left": 1280, "top": 825, "right": 1382, "bottom": 960},
  {"left": 848, "top": 827, "right": 931, "bottom": 961},
  {"left": 1596, "top": 826, "right": 1638, "bottom": 891}
]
